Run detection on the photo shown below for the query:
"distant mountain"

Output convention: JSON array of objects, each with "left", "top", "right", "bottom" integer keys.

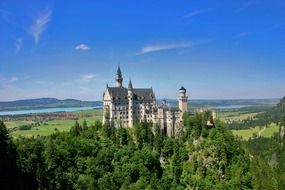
[
  {"left": 0, "top": 98, "right": 102, "bottom": 111},
  {"left": 0, "top": 97, "right": 280, "bottom": 112},
  {"left": 279, "top": 96, "right": 285, "bottom": 105},
  {"left": 158, "top": 98, "right": 280, "bottom": 108}
]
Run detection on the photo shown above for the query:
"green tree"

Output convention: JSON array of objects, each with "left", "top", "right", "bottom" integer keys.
[{"left": 70, "top": 120, "right": 81, "bottom": 136}]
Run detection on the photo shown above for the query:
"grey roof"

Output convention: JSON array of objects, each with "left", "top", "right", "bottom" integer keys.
[
  {"left": 107, "top": 87, "right": 155, "bottom": 99},
  {"left": 117, "top": 66, "right": 122, "bottom": 76},
  {"left": 107, "top": 87, "right": 128, "bottom": 98},
  {"left": 128, "top": 80, "right": 133, "bottom": 89},
  {"left": 180, "top": 86, "right": 186, "bottom": 91},
  {"left": 133, "top": 88, "right": 155, "bottom": 98}
]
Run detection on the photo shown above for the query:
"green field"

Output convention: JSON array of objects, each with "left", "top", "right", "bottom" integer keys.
[
  {"left": 232, "top": 123, "right": 279, "bottom": 140},
  {"left": 9, "top": 109, "right": 103, "bottom": 137},
  {"left": 5, "top": 121, "right": 35, "bottom": 129},
  {"left": 218, "top": 110, "right": 279, "bottom": 140},
  {"left": 218, "top": 111, "right": 261, "bottom": 122}
]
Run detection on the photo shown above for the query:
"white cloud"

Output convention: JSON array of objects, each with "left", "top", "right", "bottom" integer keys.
[
  {"left": 29, "top": 8, "right": 52, "bottom": 45},
  {"left": 75, "top": 44, "right": 90, "bottom": 51},
  {"left": 81, "top": 74, "right": 96, "bottom": 82},
  {"left": 9, "top": 76, "right": 18, "bottom": 83},
  {"left": 183, "top": 9, "right": 207, "bottom": 18},
  {"left": 15, "top": 37, "right": 23, "bottom": 53},
  {"left": 140, "top": 42, "right": 193, "bottom": 54},
  {"left": 0, "top": 75, "right": 18, "bottom": 84}
]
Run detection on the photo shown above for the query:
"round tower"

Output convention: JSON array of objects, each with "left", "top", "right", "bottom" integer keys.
[
  {"left": 115, "top": 66, "right": 123, "bottom": 87},
  {"left": 178, "top": 86, "right": 188, "bottom": 112},
  {"left": 128, "top": 79, "right": 134, "bottom": 127}
]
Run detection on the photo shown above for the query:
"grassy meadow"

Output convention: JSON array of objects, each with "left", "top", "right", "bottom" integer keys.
[
  {"left": 9, "top": 109, "right": 103, "bottom": 137},
  {"left": 218, "top": 111, "right": 261, "bottom": 122},
  {"left": 231, "top": 123, "right": 279, "bottom": 140},
  {"left": 218, "top": 109, "right": 279, "bottom": 140}
]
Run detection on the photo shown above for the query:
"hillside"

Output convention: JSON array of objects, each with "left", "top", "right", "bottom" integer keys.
[
  {"left": 161, "top": 98, "right": 280, "bottom": 109},
  {"left": 228, "top": 97, "right": 285, "bottom": 130},
  {"left": 0, "top": 98, "right": 102, "bottom": 111},
  {"left": 279, "top": 96, "right": 285, "bottom": 106},
  {"left": 0, "top": 113, "right": 257, "bottom": 189}
]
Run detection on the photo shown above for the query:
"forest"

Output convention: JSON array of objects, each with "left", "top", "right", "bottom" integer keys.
[{"left": 1, "top": 109, "right": 285, "bottom": 190}]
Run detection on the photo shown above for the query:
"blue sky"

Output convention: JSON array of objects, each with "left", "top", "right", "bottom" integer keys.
[{"left": 0, "top": 0, "right": 284, "bottom": 101}]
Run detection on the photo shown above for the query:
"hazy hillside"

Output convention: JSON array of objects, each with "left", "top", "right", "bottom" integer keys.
[
  {"left": 160, "top": 98, "right": 280, "bottom": 108},
  {"left": 0, "top": 98, "right": 102, "bottom": 111}
]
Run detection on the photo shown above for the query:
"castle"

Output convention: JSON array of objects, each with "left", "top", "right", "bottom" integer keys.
[{"left": 102, "top": 66, "right": 188, "bottom": 137}]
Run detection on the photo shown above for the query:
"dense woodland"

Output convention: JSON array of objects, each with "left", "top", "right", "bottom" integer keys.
[{"left": 1, "top": 98, "right": 285, "bottom": 189}]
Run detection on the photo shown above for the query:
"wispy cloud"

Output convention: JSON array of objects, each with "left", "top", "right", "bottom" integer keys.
[
  {"left": 29, "top": 8, "right": 53, "bottom": 45},
  {"left": 236, "top": 23, "right": 284, "bottom": 39},
  {"left": 75, "top": 44, "right": 90, "bottom": 51},
  {"left": 9, "top": 77, "right": 18, "bottom": 83},
  {"left": 81, "top": 74, "right": 96, "bottom": 82},
  {"left": 15, "top": 37, "right": 23, "bottom": 53},
  {"left": 140, "top": 42, "right": 193, "bottom": 55},
  {"left": 237, "top": 32, "right": 250, "bottom": 37},
  {"left": 0, "top": 8, "right": 15, "bottom": 24},
  {"left": 0, "top": 76, "right": 19, "bottom": 85},
  {"left": 236, "top": 0, "right": 256, "bottom": 12},
  {"left": 183, "top": 9, "right": 207, "bottom": 18}
]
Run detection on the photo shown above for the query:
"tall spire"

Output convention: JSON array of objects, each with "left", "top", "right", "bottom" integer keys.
[
  {"left": 128, "top": 79, "right": 133, "bottom": 89},
  {"left": 117, "top": 65, "right": 122, "bottom": 77},
  {"left": 115, "top": 65, "right": 123, "bottom": 87}
]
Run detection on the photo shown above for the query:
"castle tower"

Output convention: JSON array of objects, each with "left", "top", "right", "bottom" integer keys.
[
  {"left": 128, "top": 79, "right": 134, "bottom": 127},
  {"left": 115, "top": 66, "right": 123, "bottom": 87},
  {"left": 102, "top": 83, "right": 109, "bottom": 125},
  {"left": 178, "top": 86, "right": 188, "bottom": 112}
]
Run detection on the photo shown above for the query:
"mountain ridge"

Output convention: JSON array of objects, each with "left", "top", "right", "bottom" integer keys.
[{"left": 0, "top": 98, "right": 102, "bottom": 111}]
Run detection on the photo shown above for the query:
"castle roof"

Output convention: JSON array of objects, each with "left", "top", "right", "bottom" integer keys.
[
  {"left": 106, "top": 86, "right": 155, "bottom": 100},
  {"left": 107, "top": 87, "right": 128, "bottom": 98},
  {"left": 179, "top": 86, "right": 186, "bottom": 91},
  {"left": 117, "top": 66, "right": 122, "bottom": 76},
  {"left": 128, "top": 79, "right": 133, "bottom": 89}
]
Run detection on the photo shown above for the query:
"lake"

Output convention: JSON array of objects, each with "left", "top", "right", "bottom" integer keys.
[{"left": 0, "top": 106, "right": 102, "bottom": 116}]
